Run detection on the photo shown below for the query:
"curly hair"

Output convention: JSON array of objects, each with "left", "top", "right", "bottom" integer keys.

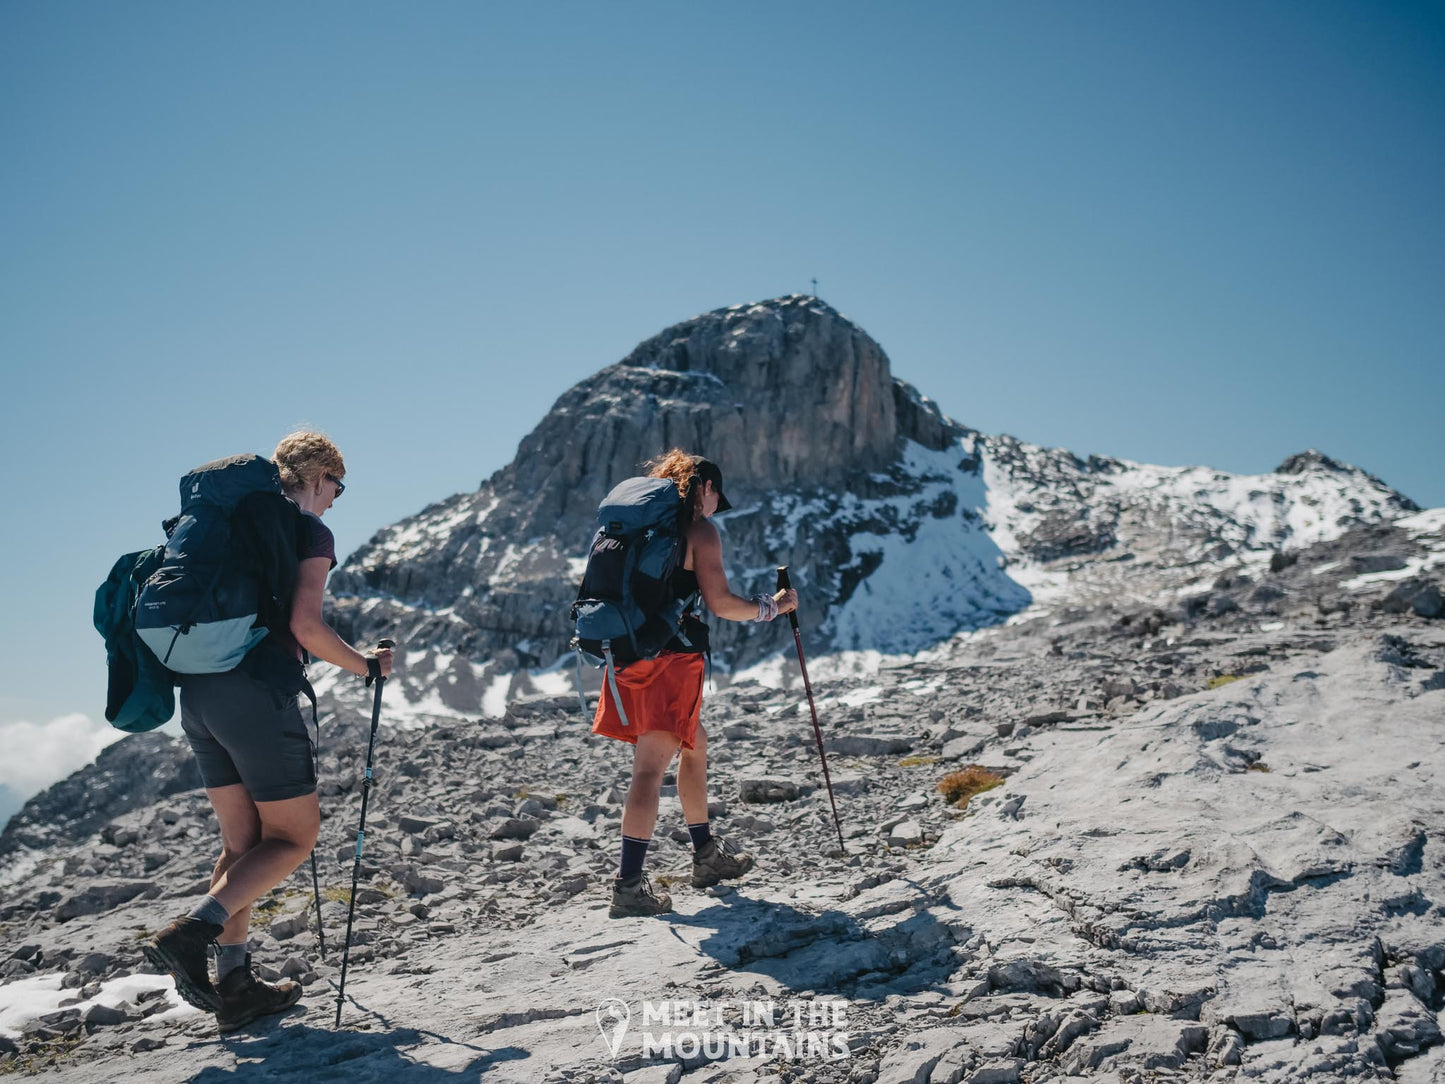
[
  {"left": 273, "top": 430, "right": 345, "bottom": 494},
  {"left": 645, "top": 448, "right": 704, "bottom": 521}
]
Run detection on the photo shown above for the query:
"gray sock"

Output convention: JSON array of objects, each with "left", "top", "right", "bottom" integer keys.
[
  {"left": 187, "top": 895, "right": 230, "bottom": 928},
  {"left": 215, "top": 942, "right": 248, "bottom": 982}
]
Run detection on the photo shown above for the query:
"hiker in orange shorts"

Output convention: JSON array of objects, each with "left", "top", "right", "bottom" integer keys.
[{"left": 594, "top": 450, "right": 796, "bottom": 917}]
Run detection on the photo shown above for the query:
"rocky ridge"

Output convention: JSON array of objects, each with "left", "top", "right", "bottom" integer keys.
[{"left": 324, "top": 296, "right": 1419, "bottom": 717}]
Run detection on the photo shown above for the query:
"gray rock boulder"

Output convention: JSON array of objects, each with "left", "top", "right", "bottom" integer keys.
[
  {"left": 739, "top": 777, "right": 802, "bottom": 803},
  {"left": 54, "top": 881, "right": 156, "bottom": 921},
  {"left": 1382, "top": 579, "right": 1443, "bottom": 618}
]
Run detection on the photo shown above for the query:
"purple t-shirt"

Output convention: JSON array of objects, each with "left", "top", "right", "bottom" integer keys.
[{"left": 299, "top": 512, "right": 337, "bottom": 569}]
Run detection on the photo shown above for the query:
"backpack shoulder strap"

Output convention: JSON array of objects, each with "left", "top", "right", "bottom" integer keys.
[{"left": 232, "top": 492, "right": 304, "bottom": 631}]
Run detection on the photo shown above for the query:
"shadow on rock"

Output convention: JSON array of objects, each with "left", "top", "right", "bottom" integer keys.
[
  {"left": 662, "top": 891, "right": 960, "bottom": 1001},
  {"left": 190, "top": 1023, "right": 527, "bottom": 1081}
]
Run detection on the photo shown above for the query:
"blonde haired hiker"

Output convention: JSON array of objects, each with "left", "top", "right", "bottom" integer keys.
[{"left": 142, "top": 431, "right": 395, "bottom": 1032}]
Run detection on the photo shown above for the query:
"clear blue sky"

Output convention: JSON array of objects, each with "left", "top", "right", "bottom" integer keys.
[{"left": 2, "top": 2, "right": 1442, "bottom": 818}]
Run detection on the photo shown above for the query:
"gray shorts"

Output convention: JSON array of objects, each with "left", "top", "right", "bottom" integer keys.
[{"left": 179, "top": 669, "right": 317, "bottom": 802}]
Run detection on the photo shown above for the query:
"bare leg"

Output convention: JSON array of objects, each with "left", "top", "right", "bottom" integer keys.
[
  {"left": 208, "top": 792, "right": 320, "bottom": 919},
  {"left": 620, "top": 731, "right": 682, "bottom": 840},
  {"left": 676, "top": 725, "right": 709, "bottom": 826},
  {"left": 204, "top": 785, "right": 263, "bottom": 944}
]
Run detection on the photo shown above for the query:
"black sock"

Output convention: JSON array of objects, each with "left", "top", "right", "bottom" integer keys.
[
  {"left": 619, "top": 836, "right": 650, "bottom": 880},
  {"left": 688, "top": 822, "right": 713, "bottom": 851}
]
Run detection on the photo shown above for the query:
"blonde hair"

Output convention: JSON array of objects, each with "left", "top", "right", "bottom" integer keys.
[
  {"left": 273, "top": 430, "right": 345, "bottom": 494},
  {"left": 645, "top": 448, "right": 703, "bottom": 520}
]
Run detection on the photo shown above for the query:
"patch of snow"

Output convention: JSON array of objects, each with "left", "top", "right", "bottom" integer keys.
[
  {"left": 732, "top": 655, "right": 791, "bottom": 690},
  {"left": 1342, "top": 556, "right": 1440, "bottom": 591},
  {"left": 527, "top": 669, "right": 580, "bottom": 699},
  {"left": 0, "top": 849, "right": 44, "bottom": 889},
  {"left": 0, "top": 974, "right": 67, "bottom": 1037},
  {"left": 1396, "top": 507, "right": 1445, "bottom": 536},
  {"left": 840, "top": 686, "right": 884, "bottom": 708},
  {"left": 901, "top": 678, "right": 944, "bottom": 698},
  {"left": 482, "top": 672, "right": 512, "bottom": 719},
  {"left": 0, "top": 973, "right": 198, "bottom": 1039}
]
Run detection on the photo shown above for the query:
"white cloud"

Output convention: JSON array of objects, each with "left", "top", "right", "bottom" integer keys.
[{"left": 0, "top": 713, "right": 124, "bottom": 799}]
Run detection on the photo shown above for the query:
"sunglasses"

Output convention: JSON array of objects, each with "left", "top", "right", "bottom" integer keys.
[{"left": 325, "top": 473, "right": 346, "bottom": 498}]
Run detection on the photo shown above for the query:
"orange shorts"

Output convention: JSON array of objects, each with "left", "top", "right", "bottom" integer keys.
[{"left": 592, "top": 651, "right": 706, "bottom": 750}]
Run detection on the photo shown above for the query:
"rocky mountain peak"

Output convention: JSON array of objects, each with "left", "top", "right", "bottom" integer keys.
[
  {"left": 1275, "top": 449, "right": 1417, "bottom": 509},
  {"left": 498, "top": 295, "right": 938, "bottom": 539},
  {"left": 1276, "top": 448, "right": 1347, "bottom": 475}
]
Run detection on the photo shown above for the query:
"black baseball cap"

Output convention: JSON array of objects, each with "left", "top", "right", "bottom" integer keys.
[{"left": 692, "top": 457, "right": 733, "bottom": 513}]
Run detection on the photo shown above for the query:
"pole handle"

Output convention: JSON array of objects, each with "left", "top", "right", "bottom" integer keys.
[
  {"left": 775, "top": 566, "right": 799, "bottom": 630},
  {"left": 366, "top": 638, "right": 396, "bottom": 687}
]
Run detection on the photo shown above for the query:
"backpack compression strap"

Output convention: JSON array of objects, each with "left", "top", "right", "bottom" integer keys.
[
  {"left": 672, "top": 589, "right": 702, "bottom": 651},
  {"left": 573, "top": 646, "right": 589, "bottom": 719},
  {"left": 601, "top": 640, "right": 630, "bottom": 728}
]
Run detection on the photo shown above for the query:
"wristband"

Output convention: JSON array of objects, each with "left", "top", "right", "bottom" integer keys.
[{"left": 752, "top": 593, "right": 779, "bottom": 622}]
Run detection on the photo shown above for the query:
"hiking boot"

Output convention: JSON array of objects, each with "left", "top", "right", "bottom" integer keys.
[
  {"left": 609, "top": 874, "right": 673, "bottom": 918},
  {"left": 215, "top": 955, "right": 303, "bottom": 1034},
  {"left": 691, "top": 838, "right": 754, "bottom": 888},
  {"left": 143, "top": 917, "right": 224, "bottom": 1012}
]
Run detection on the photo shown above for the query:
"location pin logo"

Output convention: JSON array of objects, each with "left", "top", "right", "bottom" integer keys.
[{"left": 596, "top": 997, "right": 630, "bottom": 1059}]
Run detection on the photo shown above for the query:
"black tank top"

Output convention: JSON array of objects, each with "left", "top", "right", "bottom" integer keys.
[
  {"left": 670, "top": 565, "right": 699, "bottom": 599},
  {"left": 667, "top": 563, "right": 708, "bottom": 653}
]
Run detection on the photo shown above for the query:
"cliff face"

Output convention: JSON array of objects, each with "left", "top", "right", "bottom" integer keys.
[{"left": 514, "top": 295, "right": 906, "bottom": 524}]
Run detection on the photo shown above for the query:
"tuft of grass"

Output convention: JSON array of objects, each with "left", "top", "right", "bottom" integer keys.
[
  {"left": 323, "top": 885, "right": 353, "bottom": 904},
  {"left": 1246, "top": 761, "right": 1271, "bottom": 773},
  {"left": 937, "top": 765, "right": 1005, "bottom": 810},
  {"left": 1208, "top": 674, "right": 1245, "bottom": 690},
  {"left": 899, "top": 755, "right": 939, "bottom": 768}
]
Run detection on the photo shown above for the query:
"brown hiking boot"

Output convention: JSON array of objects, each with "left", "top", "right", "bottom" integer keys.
[
  {"left": 215, "top": 955, "right": 303, "bottom": 1034},
  {"left": 143, "top": 917, "right": 224, "bottom": 1012},
  {"left": 609, "top": 874, "right": 673, "bottom": 918},
  {"left": 691, "top": 838, "right": 754, "bottom": 888}
]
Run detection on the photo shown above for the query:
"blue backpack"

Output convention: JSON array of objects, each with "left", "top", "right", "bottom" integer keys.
[
  {"left": 571, "top": 477, "right": 699, "bottom": 722},
  {"left": 94, "top": 544, "right": 175, "bottom": 732},
  {"left": 135, "top": 454, "right": 282, "bottom": 673}
]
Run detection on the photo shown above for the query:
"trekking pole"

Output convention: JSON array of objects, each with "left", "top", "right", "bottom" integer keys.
[
  {"left": 305, "top": 686, "right": 326, "bottom": 958},
  {"left": 776, "top": 567, "right": 845, "bottom": 854},
  {"left": 309, "top": 854, "right": 326, "bottom": 959},
  {"left": 334, "top": 638, "right": 395, "bottom": 1029}
]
